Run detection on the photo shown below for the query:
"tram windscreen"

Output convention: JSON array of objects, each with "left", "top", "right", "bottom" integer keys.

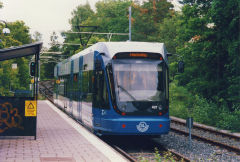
[{"left": 113, "top": 60, "right": 165, "bottom": 102}]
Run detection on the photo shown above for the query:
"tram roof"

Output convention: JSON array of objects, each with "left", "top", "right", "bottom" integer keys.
[{"left": 71, "top": 41, "right": 168, "bottom": 60}]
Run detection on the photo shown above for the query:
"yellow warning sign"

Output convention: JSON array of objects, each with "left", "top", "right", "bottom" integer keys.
[
  {"left": 25, "top": 100, "right": 37, "bottom": 117},
  {"left": 56, "top": 79, "right": 60, "bottom": 84}
]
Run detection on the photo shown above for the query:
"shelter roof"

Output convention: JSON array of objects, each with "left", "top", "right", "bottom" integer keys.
[{"left": 0, "top": 42, "right": 42, "bottom": 61}]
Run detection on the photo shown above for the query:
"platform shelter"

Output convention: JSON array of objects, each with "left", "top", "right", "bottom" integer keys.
[{"left": 0, "top": 42, "right": 42, "bottom": 139}]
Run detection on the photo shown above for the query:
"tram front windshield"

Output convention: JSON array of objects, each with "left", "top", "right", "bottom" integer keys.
[{"left": 113, "top": 59, "right": 165, "bottom": 103}]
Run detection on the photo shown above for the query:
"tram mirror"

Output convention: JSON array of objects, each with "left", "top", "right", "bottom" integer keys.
[{"left": 178, "top": 61, "right": 184, "bottom": 73}]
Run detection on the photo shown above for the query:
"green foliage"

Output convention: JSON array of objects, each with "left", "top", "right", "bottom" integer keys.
[
  {"left": 43, "top": 62, "right": 56, "bottom": 79},
  {"left": 156, "top": 16, "right": 178, "bottom": 54},
  {"left": 95, "top": 0, "right": 131, "bottom": 38},
  {"left": 217, "top": 110, "right": 240, "bottom": 132},
  {"left": 0, "top": 19, "right": 33, "bottom": 96},
  {"left": 59, "top": 0, "right": 174, "bottom": 57},
  {"left": 8, "top": 21, "right": 31, "bottom": 44},
  {"left": 40, "top": 32, "right": 60, "bottom": 80},
  {"left": 46, "top": 0, "right": 239, "bottom": 131},
  {"left": 170, "top": 80, "right": 240, "bottom": 132},
  {"left": 132, "top": 0, "right": 173, "bottom": 41},
  {"left": 16, "top": 58, "right": 31, "bottom": 89},
  {"left": 174, "top": 0, "right": 240, "bottom": 111},
  {"left": 169, "top": 81, "right": 192, "bottom": 119},
  {"left": 154, "top": 148, "right": 182, "bottom": 162}
]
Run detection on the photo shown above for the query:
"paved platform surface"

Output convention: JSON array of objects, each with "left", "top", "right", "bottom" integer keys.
[{"left": 0, "top": 100, "right": 127, "bottom": 162}]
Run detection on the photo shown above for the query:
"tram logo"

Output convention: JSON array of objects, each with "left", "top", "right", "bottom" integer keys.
[{"left": 136, "top": 122, "right": 149, "bottom": 132}]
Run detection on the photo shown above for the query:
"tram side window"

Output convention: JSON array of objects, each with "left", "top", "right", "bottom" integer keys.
[
  {"left": 64, "top": 76, "right": 67, "bottom": 97},
  {"left": 94, "top": 70, "right": 109, "bottom": 109},
  {"left": 58, "top": 77, "right": 63, "bottom": 96},
  {"left": 88, "top": 70, "right": 93, "bottom": 93},
  {"left": 82, "top": 71, "right": 88, "bottom": 100},
  {"left": 82, "top": 71, "right": 88, "bottom": 93},
  {"left": 73, "top": 74, "right": 78, "bottom": 101}
]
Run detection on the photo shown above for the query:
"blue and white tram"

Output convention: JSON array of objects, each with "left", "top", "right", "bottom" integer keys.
[{"left": 54, "top": 42, "right": 170, "bottom": 135}]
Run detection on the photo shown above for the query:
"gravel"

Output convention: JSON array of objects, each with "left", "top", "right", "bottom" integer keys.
[
  {"left": 153, "top": 132, "right": 240, "bottom": 161},
  {"left": 171, "top": 122, "right": 240, "bottom": 149}
]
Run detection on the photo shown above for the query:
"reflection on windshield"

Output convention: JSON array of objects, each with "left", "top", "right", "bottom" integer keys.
[{"left": 113, "top": 60, "right": 165, "bottom": 102}]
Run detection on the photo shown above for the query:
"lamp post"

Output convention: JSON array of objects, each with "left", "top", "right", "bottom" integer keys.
[{"left": 0, "top": 20, "right": 10, "bottom": 34}]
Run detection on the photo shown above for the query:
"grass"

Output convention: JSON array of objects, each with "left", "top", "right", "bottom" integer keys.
[
  {"left": 138, "top": 148, "right": 183, "bottom": 162},
  {"left": 169, "top": 80, "right": 240, "bottom": 132}
]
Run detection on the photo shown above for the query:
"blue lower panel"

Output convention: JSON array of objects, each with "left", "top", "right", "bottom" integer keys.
[{"left": 95, "top": 117, "right": 170, "bottom": 135}]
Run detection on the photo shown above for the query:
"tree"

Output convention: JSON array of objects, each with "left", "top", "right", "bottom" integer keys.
[
  {"left": 8, "top": 21, "right": 32, "bottom": 44},
  {"left": 32, "top": 31, "right": 42, "bottom": 42},
  {"left": 132, "top": 0, "right": 174, "bottom": 41},
  {"left": 41, "top": 32, "right": 61, "bottom": 80},
  {"left": 94, "top": 0, "right": 131, "bottom": 41},
  {"left": 0, "top": 20, "right": 33, "bottom": 96},
  {"left": 16, "top": 58, "right": 30, "bottom": 90},
  {"left": 60, "top": 0, "right": 131, "bottom": 58},
  {"left": 210, "top": 0, "right": 240, "bottom": 109},
  {"left": 175, "top": 0, "right": 240, "bottom": 110}
]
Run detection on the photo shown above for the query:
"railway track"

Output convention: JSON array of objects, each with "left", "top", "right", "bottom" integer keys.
[
  {"left": 39, "top": 80, "right": 54, "bottom": 101},
  {"left": 39, "top": 81, "right": 239, "bottom": 161},
  {"left": 40, "top": 81, "right": 240, "bottom": 161},
  {"left": 39, "top": 81, "right": 190, "bottom": 161},
  {"left": 101, "top": 135, "right": 190, "bottom": 162},
  {"left": 170, "top": 117, "right": 240, "bottom": 155}
]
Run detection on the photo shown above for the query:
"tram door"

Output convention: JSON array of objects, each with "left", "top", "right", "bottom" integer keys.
[
  {"left": 77, "top": 56, "right": 83, "bottom": 122},
  {"left": 93, "top": 57, "right": 109, "bottom": 128},
  {"left": 63, "top": 78, "right": 68, "bottom": 109},
  {"left": 69, "top": 60, "right": 74, "bottom": 116}
]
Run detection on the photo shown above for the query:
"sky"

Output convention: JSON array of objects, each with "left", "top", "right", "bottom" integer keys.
[
  {"left": 0, "top": 0, "right": 99, "bottom": 47},
  {"left": 0, "top": 0, "right": 181, "bottom": 48}
]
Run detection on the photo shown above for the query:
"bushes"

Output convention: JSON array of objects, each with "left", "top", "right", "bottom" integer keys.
[
  {"left": 169, "top": 81, "right": 240, "bottom": 132},
  {"left": 217, "top": 110, "right": 240, "bottom": 132}
]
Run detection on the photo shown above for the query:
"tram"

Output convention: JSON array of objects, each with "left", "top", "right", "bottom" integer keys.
[{"left": 53, "top": 42, "right": 170, "bottom": 135}]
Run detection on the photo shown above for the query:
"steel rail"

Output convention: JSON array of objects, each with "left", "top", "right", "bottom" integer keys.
[
  {"left": 127, "top": 149, "right": 190, "bottom": 162},
  {"left": 39, "top": 82, "right": 192, "bottom": 161},
  {"left": 171, "top": 117, "right": 240, "bottom": 140},
  {"left": 168, "top": 149, "right": 191, "bottom": 162},
  {"left": 112, "top": 145, "right": 137, "bottom": 162},
  {"left": 39, "top": 82, "right": 134, "bottom": 162},
  {"left": 171, "top": 127, "right": 240, "bottom": 155}
]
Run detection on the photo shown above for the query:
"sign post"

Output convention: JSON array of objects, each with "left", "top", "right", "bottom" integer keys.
[{"left": 186, "top": 117, "right": 193, "bottom": 148}]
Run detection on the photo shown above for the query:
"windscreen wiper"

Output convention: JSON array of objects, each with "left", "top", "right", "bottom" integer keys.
[{"left": 118, "top": 85, "right": 137, "bottom": 101}]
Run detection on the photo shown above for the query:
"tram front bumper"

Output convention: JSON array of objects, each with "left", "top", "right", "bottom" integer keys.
[{"left": 98, "top": 117, "right": 170, "bottom": 135}]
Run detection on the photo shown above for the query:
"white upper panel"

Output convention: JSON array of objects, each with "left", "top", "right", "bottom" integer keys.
[
  {"left": 98, "top": 42, "right": 167, "bottom": 58},
  {"left": 55, "top": 41, "right": 168, "bottom": 76},
  {"left": 71, "top": 41, "right": 167, "bottom": 60}
]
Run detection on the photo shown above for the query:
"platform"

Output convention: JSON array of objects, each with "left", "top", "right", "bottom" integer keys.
[{"left": 0, "top": 100, "right": 128, "bottom": 162}]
